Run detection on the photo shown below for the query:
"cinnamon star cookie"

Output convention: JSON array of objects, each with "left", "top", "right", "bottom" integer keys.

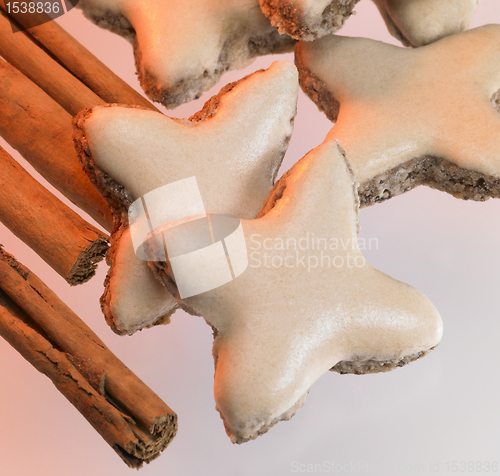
[
  {"left": 296, "top": 26, "right": 500, "bottom": 205},
  {"left": 73, "top": 62, "right": 299, "bottom": 335},
  {"left": 77, "top": 0, "right": 296, "bottom": 108},
  {"left": 372, "top": 0, "right": 480, "bottom": 47},
  {"left": 147, "top": 139, "right": 443, "bottom": 444},
  {"left": 259, "top": 0, "right": 360, "bottom": 41}
]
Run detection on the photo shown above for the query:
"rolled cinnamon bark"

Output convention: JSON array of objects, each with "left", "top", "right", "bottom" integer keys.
[
  {"left": 0, "top": 8, "right": 104, "bottom": 116},
  {"left": 0, "top": 1, "right": 160, "bottom": 112},
  {"left": 0, "top": 146, "right": 108, "bottom": 285},
  {"left": 0, "top": 247, "right": 177, "bottom": 468},
  {"left": 0, "top": 58, "right": 113, "bottom": 231}
]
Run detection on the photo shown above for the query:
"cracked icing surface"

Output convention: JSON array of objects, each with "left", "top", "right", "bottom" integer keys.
[
  {"left": 74, "top": 62, "right": 299, "bottom": 335},
  {"left": 148, "top": 140, "right": 443, "bottom": 443},
  {"left": 78, "top": 0, "right": 295, "bottom": 108},
  {"left": 296, "top": 26, "right": 500, "bottom": 204},
  {"left": 372, "top": 0, "right": 480, "bottom": 47}
]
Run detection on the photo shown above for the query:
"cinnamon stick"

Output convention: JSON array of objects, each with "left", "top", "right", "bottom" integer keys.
[
  {"left": 0, "top": 146, "right": 108, "bottom": 285},
  {"left": 0, "top": 8, "right": 105, "bottom": 116},
  {"left": 0, "top": 1, "right": 160, "bottom": 112},
  {"left": 0, "top": 58, "right": 113, "bottom": 231},
  {"left": 0, "top": 246, "right": 177, "bottom": 468}
]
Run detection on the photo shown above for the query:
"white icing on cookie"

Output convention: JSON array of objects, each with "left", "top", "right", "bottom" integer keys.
[
  {"left": 78, "top": 0, "right": 295, "bottom": 108},
  {"left": 76, "top": 62, "right": 299, "bottom": 334},
  {"left": 372, "top": 0, "right": 480, "bottom": 47},
  {"left": 153, "top": 139, "right": 443, "bottom": 443},
  {"left": 296, "top": 26, "right": 500, "bottom": 198}
]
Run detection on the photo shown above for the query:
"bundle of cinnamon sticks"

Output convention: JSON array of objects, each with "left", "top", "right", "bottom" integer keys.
[
  {"left": 0, "top": 4, "right": 177, "bottom": 467},
  {"left": 0, "top": 1, "right": 159, "bottom": 283},
  {"left": 0, "top": 246, "right": 177, "bottom": 468}
]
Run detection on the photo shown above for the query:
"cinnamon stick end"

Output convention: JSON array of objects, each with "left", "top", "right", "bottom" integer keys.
[{"left": 116, "top": 412, "right": 178, "bottom": 469}]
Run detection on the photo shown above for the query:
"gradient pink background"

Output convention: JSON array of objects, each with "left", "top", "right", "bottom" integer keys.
[{"left": 1, "top": 2, "right": 499, "bottom": 475}]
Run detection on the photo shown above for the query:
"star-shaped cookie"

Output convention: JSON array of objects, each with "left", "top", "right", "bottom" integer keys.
[
  {"left": 372, "top": 0, "right": 480, "bottom": 47},
  {"left": 296, "top": 26, "right": 500, "bottom": 205},
  {"left": 259, "top": 0, "right": 360, "bottom": 41},
  {"left": 147, "top": 139, "right": 443, "bottom": 444},
  {"left": 77, "top": 0, "right": 295, "bottom": 108},
  {"left": 73, "top": 62, "right": 299, "bottom": 335}
]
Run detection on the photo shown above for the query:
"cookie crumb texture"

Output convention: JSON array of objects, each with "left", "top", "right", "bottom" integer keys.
[
  {"left": 222, "top": 392, "right": 309, "bottom": 444},
  {"left": 295, "top": 55, "right": 340, "bottom": 121},
  {"left": 360, "top": 156, "right": 500, "bottom": 207},
  {"left": 332, "top": 348, "right": 435, "bottom": 375},
  {"left": 259, "top": 0, "right": 360, "bottom": 41}
]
